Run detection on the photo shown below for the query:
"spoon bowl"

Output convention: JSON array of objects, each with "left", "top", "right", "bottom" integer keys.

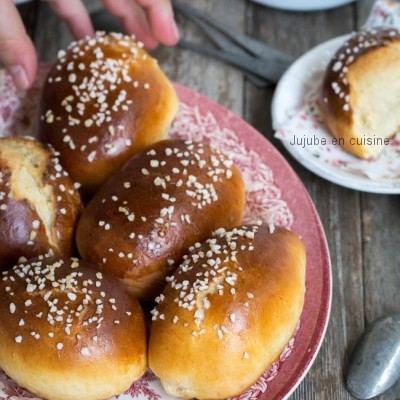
[{"left": 346, "top": 314, "right": 400, "bottom": 399}]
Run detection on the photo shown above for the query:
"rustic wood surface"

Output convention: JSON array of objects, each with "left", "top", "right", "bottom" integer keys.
[{"left": 15, "top": 0, "right": 400, "bottom": 399}]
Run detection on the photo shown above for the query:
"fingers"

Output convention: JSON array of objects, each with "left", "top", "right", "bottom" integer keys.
[
  {"left": 46, "top": 0, "right": 179, "bottom": 49},
  {"left": 0, "top": 0, "right": 37, "bottom": 90},
  {"left": 134, "top": 0, "right": 179, "bottom": 46},
  {"left": 101, "top": 0, "right": 156, "bottom": 48},
  {"left": 45, "top": 0, "right": 94, "bottom": 39},
  {"left": 102, "top": 0, "right": 179, "bottom": 48}
]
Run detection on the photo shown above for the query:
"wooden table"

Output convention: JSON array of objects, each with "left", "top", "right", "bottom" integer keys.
[{"left": 16, "top": 1, "right": 400, "bottom": 399}]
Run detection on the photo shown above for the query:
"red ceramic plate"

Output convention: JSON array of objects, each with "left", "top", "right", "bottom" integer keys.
[{"left": 0, "top": 65, "right": 331, "bottom": 400}]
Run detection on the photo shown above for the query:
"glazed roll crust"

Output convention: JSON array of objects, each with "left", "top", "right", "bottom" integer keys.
[
  {"left": 76, "top": 139, "right": 246, "bottom": 301},
  {"left": 148, "top": 224, "right": 306, "bottom": 399},
  {"left": 39, "top": 32, "right": 179, "bottom": 194},
  {"left": 319, "top": 27, "right": 400, "bottom": 159},
  {"left": 0, "top": 256, "right": 147, "bottom": 400}
]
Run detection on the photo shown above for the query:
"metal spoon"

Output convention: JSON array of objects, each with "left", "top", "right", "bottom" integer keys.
[{"left": 346, "top": 314, "right": 400, "bottom": 399}]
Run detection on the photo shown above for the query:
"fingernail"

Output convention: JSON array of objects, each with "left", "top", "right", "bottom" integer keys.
[
  {"left": 172, "top": 20, "right": 180, "bottom": 41},
  {"left": 8, "top": 65, "right": 29, "bottom": 91}
]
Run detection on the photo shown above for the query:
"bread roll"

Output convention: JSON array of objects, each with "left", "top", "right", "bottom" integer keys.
[
  {"left": 0, "top": 255, "right": 147, "bottom": 400},
  {"left": 319, "top": 27, "right": 400, "bottom": 159},
  {"left": 0, "top": 137, "right": 82, "bottom": 272},
  {"left": 38, "top": 32, "right": 179, "bottom": 195},
  {"left": 76, "top": 139, "right": 245, "bottom": 301},
  {"left": 148, "top": 224, "right": 306, "bottom": 399}
]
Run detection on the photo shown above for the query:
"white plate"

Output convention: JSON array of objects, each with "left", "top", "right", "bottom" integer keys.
[
  {"left": 250, "top": 0, "right": 356, "bottom": 12},
  {"left": 271, "top": 35, "right": 400, "bottom": 194}
]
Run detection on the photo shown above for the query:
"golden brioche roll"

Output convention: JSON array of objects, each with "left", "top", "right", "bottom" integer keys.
[
  {"left": 319, "top": 27, "right": 400, "bottom": 159},
  {"left": 38, "top": 32, "right": 179, "bottom": 195},
  {"left": 76, "top": 139, "right": 245, "bottom": 301},
  {"left": 148, "top": 224, "right": 306, "bottom": 399},
  {"left": 0, "top": 255, "right": 147, "bottom": 400},
  {"left": 0, "top": 137, "right": 82, "bottom": 271}
]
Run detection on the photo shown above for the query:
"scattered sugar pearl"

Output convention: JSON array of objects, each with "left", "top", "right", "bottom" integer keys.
[
  {"left": 151, "top": 224, "right": 264, "bottom": 337},
  {"left": 67, "top": 292, "right": 77, "bottom": 301},
  {"left": 81, "top": 347, "right": 90, "bottom": 356},
  {"left": 328, "top": 27, "right": 400, "bottom": 107},
  {"left": 1, "top": 254, "right": 134, "bottom": 356}
]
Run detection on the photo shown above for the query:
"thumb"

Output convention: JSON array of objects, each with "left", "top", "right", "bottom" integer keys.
[{"left": 0, "top": 0, "right": 37, "bottom": 91}]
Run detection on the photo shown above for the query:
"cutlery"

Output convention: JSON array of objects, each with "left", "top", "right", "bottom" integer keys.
[
  {"left": 172, "top": 0, "right": 295, "bottom": 86},
  {"left": 346, "top": 314, "right": 400, "bottom": 399},
  {"left": 90, "top": 3, "right": 295, "bottom": 87}
]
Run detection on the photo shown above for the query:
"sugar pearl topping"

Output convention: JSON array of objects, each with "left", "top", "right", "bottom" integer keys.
[
  {"left": 41, "top": 32, "right": 155, "bottom": 162},
  {"left": 324, "top": 27, "right": 400, "bottom": 111},
  {"left": 151, "top": 222, "right": 265, "bottom": 344},
  {"left": 0, "top": 256, "right": 131, "bottom": 351},
  {"left": 97, "top": 140, "right": 235, "bottom": 267}
]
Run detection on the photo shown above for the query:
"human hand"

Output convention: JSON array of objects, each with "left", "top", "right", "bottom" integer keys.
[{"left": 0, "top": 0, "right": 179, "bottom": 91}]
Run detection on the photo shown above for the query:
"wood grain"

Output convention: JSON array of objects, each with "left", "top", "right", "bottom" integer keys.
[
  {"left": 15, "top": 0, "right": 400, "bottom": 398},
  {"left": 155, "top": 0, "right": 246, "bottom": 116},
  {"left": 15, "top": 1, "right": 39, "bottom": 39},
  {"left": 241, "top": 2, "right": 400, "bottom": 399}
]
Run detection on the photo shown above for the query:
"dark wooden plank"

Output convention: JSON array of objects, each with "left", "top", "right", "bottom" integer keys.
[
  {"left": 244, "top": 2, "right": 354, "bottom": 142},
  {"left": 33, "top": 0, "right": 102, "bottom": 63},
  {"left": 242, "top": 2, "right": 366, "bottom": 399},
  {"left": 246, "top": 3, "right": 353, "bottom": 57},
  {"left": 355, "top": 0, "right": 378, "bottom": 27},
  {"left": 155, "top": 0, "right": 246, "bottom": 116},
  {"left": 354, "top": 1, "right": 400, "bottom": 398},
  {"left": 359, "top": 192, "right": 400, "bottom": 399},
  {"left": 21, "top": 0, "right": 400, "bottom": 399},
  {"left": 15, "top": 1, "right": 39, "bottom": 39},
  {"left": 290, "top": 181, "right": 365, "bottom": 400},
  {"left": 33, "top": 2, "right": 73, "bottom": 63}
]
